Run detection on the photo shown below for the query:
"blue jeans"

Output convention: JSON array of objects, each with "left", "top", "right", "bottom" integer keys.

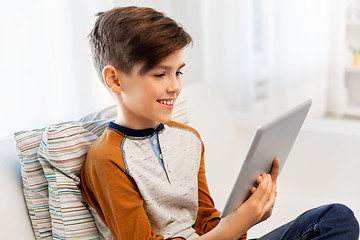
[{"left": 250, "top": 204, "right": 359, "bottom": 240}]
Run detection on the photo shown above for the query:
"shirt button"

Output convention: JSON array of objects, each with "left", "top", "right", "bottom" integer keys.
[
  {"left": 152, "top": 139, "right": 157, "bottom": 146},
  {"left": 159, "top": 153, "right": 163, "bottom": 159}
]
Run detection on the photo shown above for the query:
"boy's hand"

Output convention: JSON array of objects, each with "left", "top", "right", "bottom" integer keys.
[
  {"left": 248, "top": 157, "right": 280, "bottom": 224},
  {"left": 197, "top": 158, "right": 280, "bottom": 240},
  {"left": 252, "top": 157, "right": 280, "bottom": 194},
  {"left": 270, "top": 156, "right": 280, "bottom": 185}
]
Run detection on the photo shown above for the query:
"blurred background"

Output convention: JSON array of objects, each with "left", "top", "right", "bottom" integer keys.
[
  {"left": 1, "top": 0, "right": 360, "bottom": 134},
  {"left": 1, "top": 0, "right": 360, "bottom": 238}
]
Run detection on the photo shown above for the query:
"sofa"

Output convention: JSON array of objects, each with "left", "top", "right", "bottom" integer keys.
[{"left": 1, "top": 83, "right": 359, "bottom": 239}]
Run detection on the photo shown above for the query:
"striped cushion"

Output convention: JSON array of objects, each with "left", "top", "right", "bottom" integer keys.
[
  {"left": 15, "top": 95, "right": 188, "bottom": 239},
  {"left": 78, "top": 105, "right": 117, "bottom": 122},
  {"left": 15, "top": 128, "right": 52, "bottom": 239},
  {"left": 38, "top": 120, "right": 109, "bottom": 239}
]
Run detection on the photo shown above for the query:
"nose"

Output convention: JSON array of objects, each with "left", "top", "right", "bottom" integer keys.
[{"left": 167, "top": 76, "right": 182, "bottom": 95}]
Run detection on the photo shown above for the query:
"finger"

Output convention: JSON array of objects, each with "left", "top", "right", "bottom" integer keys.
[
  {"left": 253, "top": 175, "right": 275, "bottom": 223},
  {"left": 253, "top": 174, "right": 272, "bottom": 205},
  {"left": 270, "top": 157, "right": 280, "bottom": 184},
  {"left": 257, "top": 174, "right": 263, "bottom": 185},
  {"left": 264, "top": 183, "right": 277, "bottom": 213},
  {"left": 252, "top": 174, "right": 271, "bottom": 194},
  {"left": 266, "top": 174, "right": 273, "bottom": 194}
]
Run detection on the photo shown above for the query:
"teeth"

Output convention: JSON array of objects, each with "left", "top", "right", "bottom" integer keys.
[{"left": 159, "top": 100, "right": 173, "bottom": 105}]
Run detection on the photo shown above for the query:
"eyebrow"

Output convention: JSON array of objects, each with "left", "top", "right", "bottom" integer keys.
[{"left": 156, "top": 63, "right": 186, "bottom": 70}]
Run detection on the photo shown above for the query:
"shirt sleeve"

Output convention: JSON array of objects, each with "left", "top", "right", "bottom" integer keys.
[
  {"left": 81, "top": 132, "right": 184, "bottom": 240},
  {"left": 193, "top": 141, "right": 247, "bottom": 240}
]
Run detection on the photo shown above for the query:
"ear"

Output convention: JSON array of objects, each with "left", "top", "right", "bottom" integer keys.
[{"left": 103, "top": 65, "right": 122, "bottom": 93}]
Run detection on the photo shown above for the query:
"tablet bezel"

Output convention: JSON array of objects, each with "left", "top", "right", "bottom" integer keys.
[{"left": 220, "top": 99, "right": 312, "bottom": 218}]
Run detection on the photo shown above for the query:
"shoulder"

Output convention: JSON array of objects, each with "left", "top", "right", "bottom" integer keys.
[
  {"left": 165, "top": 121, "right": 202, "bottom": 140},
  {"left": 84, "top": 128, "right": 126, "bottom": 172}
]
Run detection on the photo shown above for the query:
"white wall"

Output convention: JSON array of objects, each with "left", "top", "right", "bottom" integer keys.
[{"left": 0, "top": 0, "right": 347, "bottom": 135}]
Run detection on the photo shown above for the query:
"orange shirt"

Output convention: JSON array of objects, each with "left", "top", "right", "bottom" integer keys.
[{"left": 81, "top": 121, "right": 246, "bottom": 240}]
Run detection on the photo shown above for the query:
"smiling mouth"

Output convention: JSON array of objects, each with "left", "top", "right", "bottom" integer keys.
[{"left": 157, "top": 99, "right": 174, "bottom": 106}]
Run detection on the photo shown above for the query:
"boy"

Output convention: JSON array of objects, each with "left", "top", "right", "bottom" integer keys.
[{"left": 81, "top": 6, "right": 359, "bottom": 240}]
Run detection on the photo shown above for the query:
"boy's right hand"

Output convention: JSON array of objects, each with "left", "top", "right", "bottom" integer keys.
[{"left": 196, "top": 158, "right": 280, "bottom": 240}]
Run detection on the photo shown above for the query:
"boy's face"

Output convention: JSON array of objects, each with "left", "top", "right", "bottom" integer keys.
[{"left": 117, "top": 49, "right": 185, "bottom": 129}]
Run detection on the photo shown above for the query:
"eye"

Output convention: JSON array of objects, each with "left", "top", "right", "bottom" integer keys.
[
  {"left": 154, "top": 73, "right": 165, "bottom": 78},
  {"left": 176, "top": 71, "right": 183, "bottom": 77}
]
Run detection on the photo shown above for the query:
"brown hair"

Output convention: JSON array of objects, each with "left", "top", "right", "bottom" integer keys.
[{"left": 89, "top": 6, "right": 192, "bottom": 85}]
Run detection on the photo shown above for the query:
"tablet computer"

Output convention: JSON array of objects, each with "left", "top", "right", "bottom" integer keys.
[{"left": 220, "top": 99, "right": 312, "bottom": 218}]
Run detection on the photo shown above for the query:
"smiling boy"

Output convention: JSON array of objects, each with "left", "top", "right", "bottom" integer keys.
[
  {"left": 81, "top": 6, "right": 359, "bottom": 240},
  {"left": 80, "top": 7, "right": 234, "bottom": 239},
  {"left": 106, "top": 49, "right": 184, "bottom": 130}
]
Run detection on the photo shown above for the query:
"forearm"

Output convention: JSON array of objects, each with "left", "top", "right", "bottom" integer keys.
[{"left": 195, "top": 205, "right": 254, "bottom": 240}]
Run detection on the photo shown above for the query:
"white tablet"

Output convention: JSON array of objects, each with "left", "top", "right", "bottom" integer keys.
[{"left": 220, "top": 99, "right": 312, "bottom": 218}]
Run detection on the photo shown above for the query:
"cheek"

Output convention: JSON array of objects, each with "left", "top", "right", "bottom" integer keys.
[
  {"left": 140, "top": 89, "right": 160, "bottom": 107},
  {"left": 148, "top": 84, "right": 165, "bottom": 98},
  {"left": 139, "top": 79, "right": 166, "bottom": 102}
]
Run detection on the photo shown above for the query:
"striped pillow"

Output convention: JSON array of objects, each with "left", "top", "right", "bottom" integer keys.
[
  {"left": 78, "top": 105, "right": 117, "bottom": 122},
  {"left": 15, "top": 95, "right": 188, "bottom": 239},
  {"left": 38, "top": 120, "right": 109, "bottom": 239},
  {"left": 15, "top": 128, "right": 52, "bottom": 239}
]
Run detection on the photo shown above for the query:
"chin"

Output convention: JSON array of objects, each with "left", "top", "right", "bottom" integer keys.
[{"left": 159, "top": 117, "right": 172, "bottom": 124}]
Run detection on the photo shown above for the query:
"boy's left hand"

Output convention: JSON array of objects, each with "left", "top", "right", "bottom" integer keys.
[
  {"left": 251, "top": 157, "right": 280, "bottom": 222},
  {"left": 211, "top": 158, "right": 280, "bottom": 239},
  {"left": 270, "top": 156, "right": 280, "bottom": 184}
]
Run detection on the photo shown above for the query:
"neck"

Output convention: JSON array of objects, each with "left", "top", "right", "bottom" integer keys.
[{"left": 114, "top": 103, "right": 160, "bottom": 130}]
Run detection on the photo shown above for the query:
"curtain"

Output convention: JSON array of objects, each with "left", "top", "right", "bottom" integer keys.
[
  {"left": 0, "top": 0, "right": 115, "bottom": 135},
  {"left": 0, "top": 0, "right": 343, "bottom": 135},
  {"left": 266, "top": 0, "right": 335, "bottom": 116},
  {"left": 201, "top": 0, "right": 341, "bottom": 117}
]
